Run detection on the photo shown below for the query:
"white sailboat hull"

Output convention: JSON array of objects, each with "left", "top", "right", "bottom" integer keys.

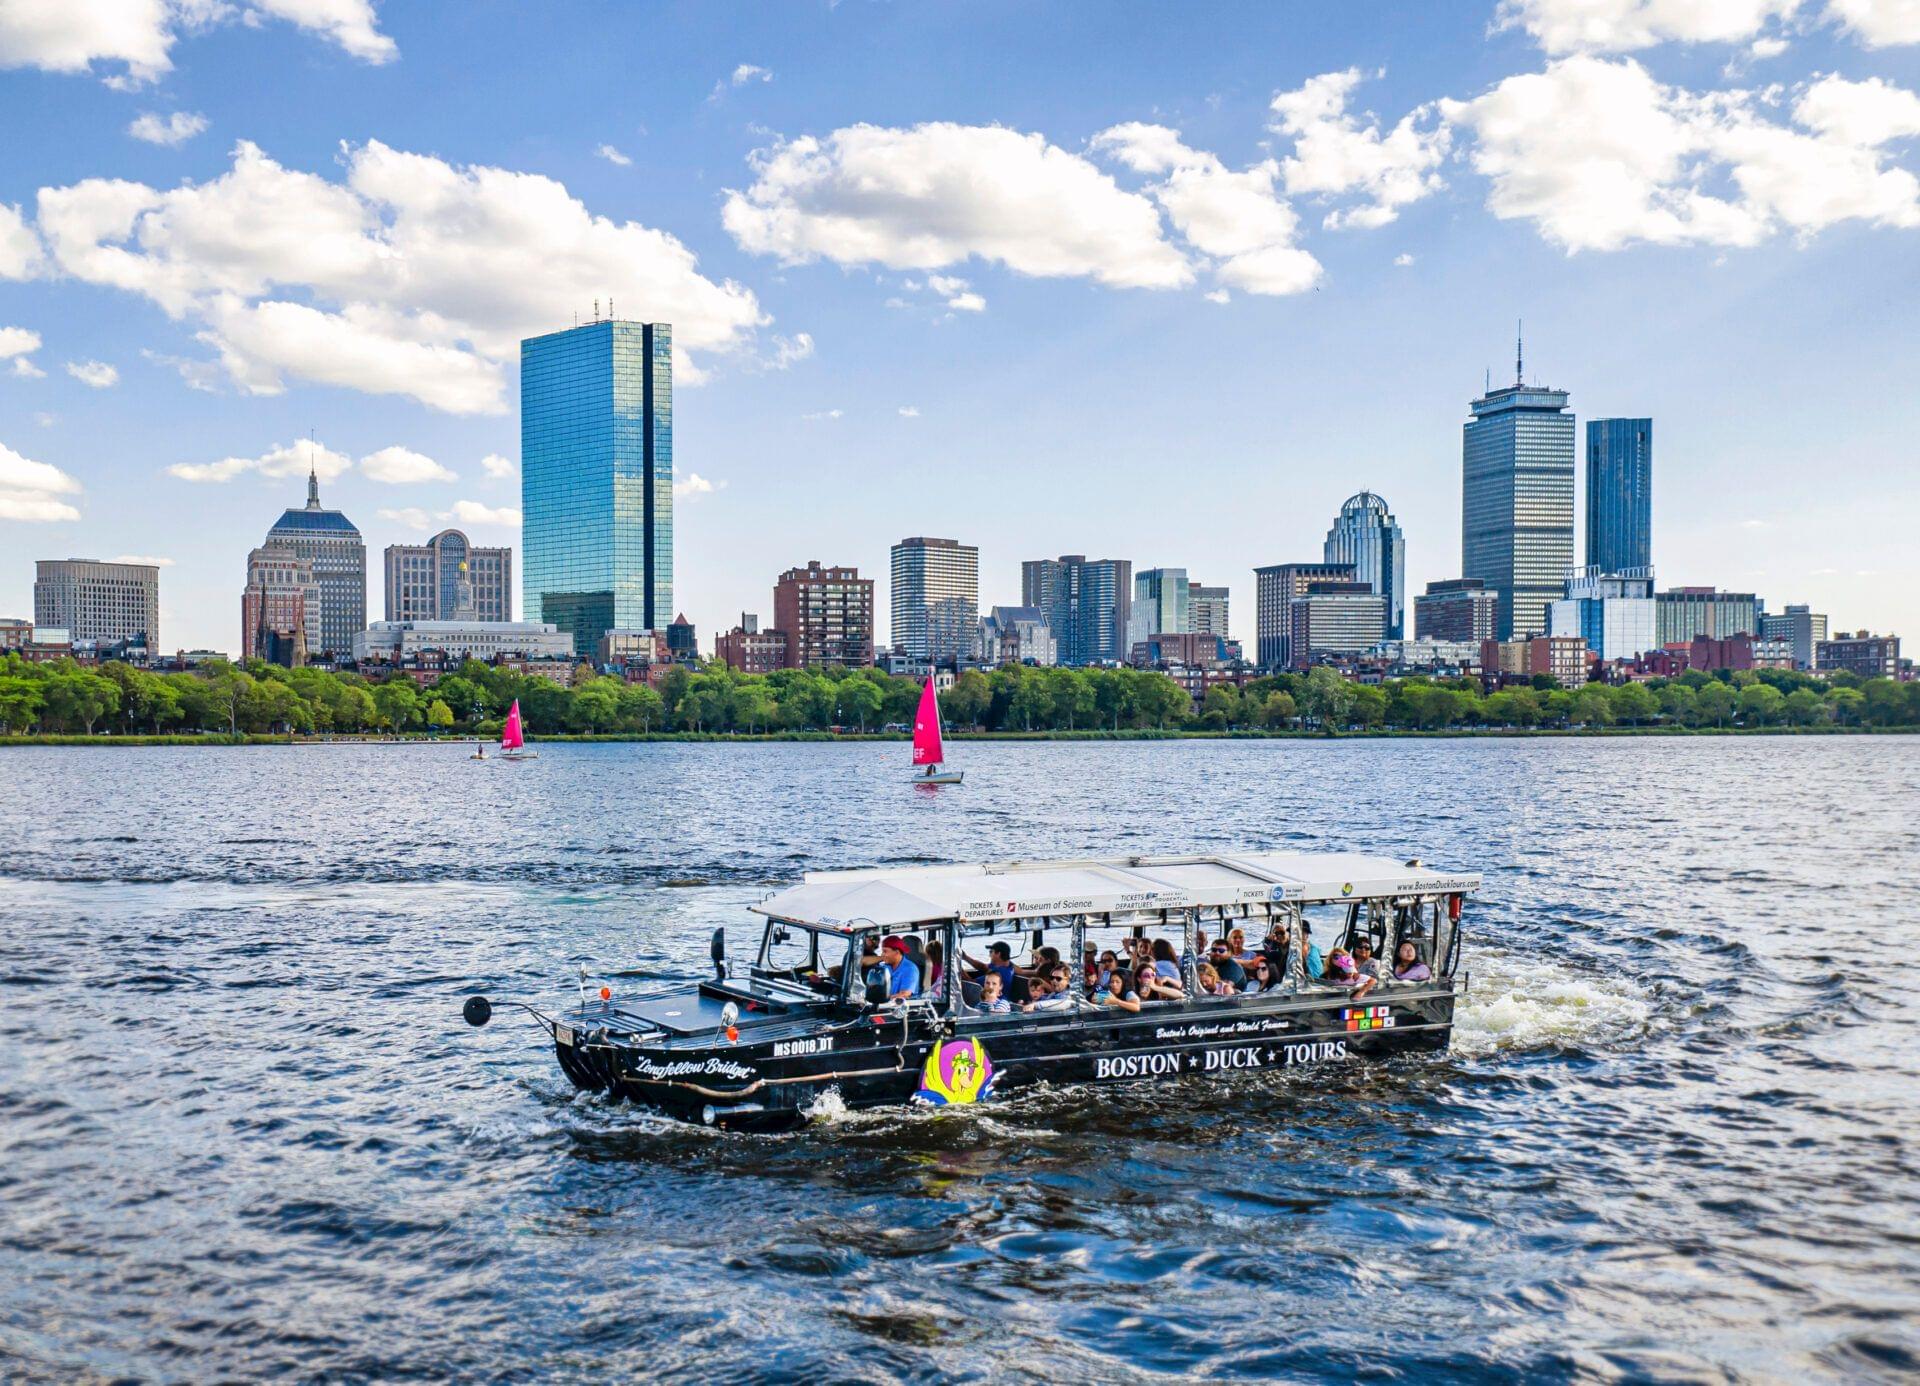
[
  {"left": 500, "top": 748, "right": 539, "bottom": 760},
  {"left": 915, "top": 768, "right": 963, "bottom": 784}
]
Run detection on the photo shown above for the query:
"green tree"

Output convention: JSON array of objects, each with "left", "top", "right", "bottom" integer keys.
[
  {"left": 1783, "top": 688, "right": 1826, "bottom": 726},
  {"left": 1348, "top": 683, "right": 1389, "bottom": 729},
  {"left": 617, "top": 683, "right": 665, "bottom": 732},
  {"left": 1607, "top": 682, "right": 1660, "bottom": 727},
  {"left": 41, "top": 669, "right": 121, "bottom": 734},
  {"left": 0, "top": 675, "right": 45, "bottom": 733},
  {"left": 944, "top": 670, "right": 992, "bottom": 730},
  {"left": 1825, "top": 686, "right": 1864, "bottom": 726},
  {"left": 426, "top": 698, "right": 455, "bottom": 730},
  {"left": 1298, "top": 666, "right": 1353, "bottom": 730},
  {"left": 372, "top": 679, "right": 421, "bottom": 732},
  {"left": 1737, "top": 683, "right": 1785, "bottom": 726},
  {"left": 1202, "top": 683, "right": 1242, "bottom": 730},
  {"left": 199, "top": 660, "right": 254, "bottom": 737},
  {"left": 1568, "top": 685, "right": 1615, "bottom": 727},
  {"left": 837, "top": 677, "right": 885, "bottom": 732},
  {"left": 1259, "top": 690, "right": 1297, "bottom": 730},
  {"left": 1694, "top": 682, "right": 1737, "bottom": 728},
  {"left": 1006, "top": 675, "right": 1054, "bottom": 731}
]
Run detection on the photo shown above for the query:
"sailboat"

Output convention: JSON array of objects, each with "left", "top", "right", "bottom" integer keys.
[
  {"left": 500, "top": 698, "right": 539, "bottom": 761},
  {"left": 911, "top": 675, "right": 962, "bottom": 784}
]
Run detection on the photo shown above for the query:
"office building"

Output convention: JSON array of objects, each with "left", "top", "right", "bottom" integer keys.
[
  {"left": 521, "top": 317, "right": 673, "bottom": 656},
  {"left": 1287, "top": 581, "right": 1387, "bottom": 670},
  {"left": 1585, "top": 418, "right": 1653, "bottom": 574},
  {"left": 353, "top": 620, "right": 574, "bottom": 663},
  {"left": 384, "top": 531, "right": 512, "bottom": 624},
  {"left": 774, "top": 562, "right": 874, "bottom": 669},
  {"left": 1817, "top": 632, "right": 1901, "bottom": 678},
  {"left": 666, "top": 614, "right": 697, "bottom": 661},
  {"left": 980, "top": 606, "right": 1055, "bottom": 666},
  {"left": 1463, "top": 344, "right": 1575, "bottom": 640},
  {"left": 1132, "top": 631, "right": 1231, "bottom": 669},
  {"left": 241, "top": 545, "right": 319, "bottom": 667},
  {"left": 1253, "top": 562, "right": 1355, "bottom": 670},
  {"left": 1021, "top": 555, "right": 1132, "bottom": 665},
  {"left": 1373, "top": 639, "right": 1482, "bottom": 674},
  {"left": 1415, "top": 578, "right": 1499, "bottom": 644},
  {"left": 1759, "top": 604, "right": 1829, "bottom": 671},
  {"left": 34, "top": 558, "right": 160, "bottom": 649},
  {"left": 1133, "top": 568, "right": 1191, "bottom": 638},
  {"left": 1656, "top": 587, "right": 1760, "bottom": 646},
  {"left": 891, "top": 537, "right": 980, "bottom": 666},
  {"left": 265, "top": 468, "right": 365, "bottom": 659},
  {"left": 1549, "top": 566, "right": 1657, "bottom": 661},
  {"left": 1191, "top": 585, "right": 1229, "bottom": 639},
  {"left": 1323, "top": 492, "right": 1406, "bottom": 638}
]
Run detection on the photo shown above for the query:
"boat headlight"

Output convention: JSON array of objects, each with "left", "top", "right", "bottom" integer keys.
[
  {"left": 701, "top": 1104, "right": 717, "bottom": 1126},
  {"left": 720, "top": 1002, "right": 739, "bottom": 1029}
]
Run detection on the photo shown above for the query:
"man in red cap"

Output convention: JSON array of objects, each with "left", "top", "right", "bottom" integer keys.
[{"left": 875, "top": 936, "right": 919, "bottom": 1002}]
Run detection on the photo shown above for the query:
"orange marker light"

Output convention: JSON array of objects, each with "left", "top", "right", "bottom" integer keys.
[
  {"left": 599, "top": 985, "right": 611, "bottom": 1002},
  {"left": 725, "top": 1026, "right": 739, "bottom": 1042}
]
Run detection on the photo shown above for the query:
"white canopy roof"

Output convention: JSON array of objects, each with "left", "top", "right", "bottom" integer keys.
[{"left": 751, "top": 852, "right": 1481, "bottom": 932}]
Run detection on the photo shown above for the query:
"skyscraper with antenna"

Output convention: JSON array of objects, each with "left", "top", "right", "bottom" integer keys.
[
  {"left": 1461, "top": 325, "right": 1574, "bottom": 641},
  {"left": 262, "top": 441, "right": 366, "bottom": 660}
]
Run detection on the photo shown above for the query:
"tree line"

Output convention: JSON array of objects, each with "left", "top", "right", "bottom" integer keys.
[{"left": 0, "top": 652, "right": 1914, "bottom": 737}]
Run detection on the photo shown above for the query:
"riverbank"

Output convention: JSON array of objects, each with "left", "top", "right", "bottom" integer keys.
[{"left": 4, "top": 724, "right": 1915, "bottom": 746}]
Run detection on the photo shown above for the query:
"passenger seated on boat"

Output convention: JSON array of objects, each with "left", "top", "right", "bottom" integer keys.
[
  {"left": 924, "top": 940, "right": 945, "bottom": 997},
  {"left": 1134, "top": 963, "right": 1183, "bottom": 1003},
  {"left": 1351, "top": 940, "right": 1383, "bottom": 981},
  {"left": 1006, "top": 974, "right": 1033, "bottom": 1006},
  {"left": 1392, "top": 941, "right": 1433, "bottom": 982},
  {"left": 1243, "top": 956, "right": 1279, "bottom": 994},
  {"left": 962, "top": 941, "right": 1018, "bottom": 996},
  {"left": 1300, "top": 922, "right": 1325, "bottom": 981},
  {"left": 1150, "top": 939, "right": 1182, "bottom": 982},
  {"left": 1228, "top": 928, "right": 1257, "bottom": 963},
  {"left": 1206, "top": 942, "right": 1247, "bottom": 989},
  {"left": 1095, "top": 970, "right": 1141, "bottom": 1013},
  {"left": 977, "top": 972, "right": 1010, "bottom": 1014},
  {"left": 1320, "top": 949, "right": 1378, "bottom": 999},
  {"left": 1020, "top": 945, "right": 1062, "bottom": 979},
  {"left": 901, "top": 935, "right": 928, "bottom": 995},
  {"left": 878, "top": 937, "right": 920, "bottom": 1001},
  {"left": 1260, "top": 925, "right": 1294, "bottom": 985},
  {"left": 1094, "top": 950, "right": 1121, "bottom": 992},
  {"left": 1023, "top": 966, "right": 1078, "bottom": 1012},
  {"left": 1196, "top": 963, "right": 1236, "bottom": 997}
]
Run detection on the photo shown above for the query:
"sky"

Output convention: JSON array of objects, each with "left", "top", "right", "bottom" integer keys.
[{"left": 1, "top": 0, "right": 1917, "bottom": 655}]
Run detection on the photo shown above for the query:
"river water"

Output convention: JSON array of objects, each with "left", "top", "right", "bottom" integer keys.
[{"left": 2, "top": 738, "right": 1916, "bottom": 1382}]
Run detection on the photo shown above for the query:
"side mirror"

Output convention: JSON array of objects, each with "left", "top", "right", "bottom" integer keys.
[
  {"left": 710, "top": 927, "right": 726, "bottom": 978},
  {"left": 865, "top": 981, "right": 888, "bottom": 1006}
]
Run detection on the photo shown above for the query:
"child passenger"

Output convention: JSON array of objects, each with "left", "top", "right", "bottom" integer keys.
[{"left": 978, "top": 972, "right": 1011, "bottom": 1013}]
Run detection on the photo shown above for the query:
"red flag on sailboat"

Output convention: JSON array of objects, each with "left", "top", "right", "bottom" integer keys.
[
  {"left": 501, "top": 699, "right": 525, "bottom": 751},
  {"left": 911, "top": 677, "right": 944, "bottom": 767}
]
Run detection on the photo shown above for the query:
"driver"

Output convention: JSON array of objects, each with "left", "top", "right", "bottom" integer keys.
[{"left": 877, "top": 936, "right": 919, "bottom": 1001}]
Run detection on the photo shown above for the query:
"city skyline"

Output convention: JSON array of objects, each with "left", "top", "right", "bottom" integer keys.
[{"left": 2, "top": 3, "right": 1917, "bottom": 650}]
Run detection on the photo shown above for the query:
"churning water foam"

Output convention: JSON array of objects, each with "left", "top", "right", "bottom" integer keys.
[{"left": 1454, "top": 950, "right": 1654, "bottom": 1058}]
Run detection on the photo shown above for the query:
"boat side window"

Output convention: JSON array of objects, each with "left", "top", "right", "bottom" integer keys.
[{"left": 759, "top": 923, "right": 850, "bottom": 994}]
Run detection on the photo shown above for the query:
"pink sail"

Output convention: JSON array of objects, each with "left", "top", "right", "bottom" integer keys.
[
  {"left": 911, "top": 677, "right": 944, "bottom": 766},
  {"left": 501, "top": 699, "right": 525, "bottom": 751}
]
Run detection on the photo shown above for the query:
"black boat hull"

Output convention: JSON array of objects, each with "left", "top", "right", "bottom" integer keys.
[{"left": 553, "top": 985, "right": 1458, "bottom": 1131}]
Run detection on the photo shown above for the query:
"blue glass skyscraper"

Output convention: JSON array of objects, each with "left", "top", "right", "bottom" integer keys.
[
  {"left": 1585, "top": 418, "right": 1652, "bottom": 574},
  {"left": 1463, "top": 349, "right": 1574, "bottom": 641},
  {"left": 1323, "top": 492, "right": 1406, "bottom": 639},
  {"left": 521, "top": 319, "right": 673, "bottom": 655}
]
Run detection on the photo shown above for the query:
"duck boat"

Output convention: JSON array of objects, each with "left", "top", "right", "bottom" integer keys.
[{"left": 462, "top": 851, "right": 1479, "bottom": 1131}]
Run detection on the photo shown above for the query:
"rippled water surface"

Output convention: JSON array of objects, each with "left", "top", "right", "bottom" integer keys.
[{"left": 4, "top": 739, "right": 1918, "bottom": 1382}]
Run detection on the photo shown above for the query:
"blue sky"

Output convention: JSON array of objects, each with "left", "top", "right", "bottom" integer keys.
[{"left": 2, "top": 0, "right": 1917, "bottom": 654}]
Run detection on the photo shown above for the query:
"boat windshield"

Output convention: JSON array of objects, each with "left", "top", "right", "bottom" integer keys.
[{"left": 755, "top": 921, "right": 855, "bottom": 999}]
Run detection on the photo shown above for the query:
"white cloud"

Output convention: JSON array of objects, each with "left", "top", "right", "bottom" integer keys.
[
  {"left": 377, "top": 505, "right": 432, "bottom": 531},
  {"left": 0, "top": 204, "right": 38, "bottom": 278},
  {"left": 1269, "top": 69, "right": 1451, "bottom": 230},
  {"left": 109, "top": 553, "right": 174, "bottom": 566},
  {"left": 65, "top": 359, "right": 119, "bottom": 387},
  {"left": 1203, "top": 288, "right": 1231, "bottom": 302},
  {"left": 479, "top": 452, "right": 515, "bottom": 478},
  {"left": 11, "top": 357, "right": 46, "bottom": 378},
  {"left": 732, "top": 63, "right": 771, "bottom": 85},
  {"left": 0, "top": 0, "right": 395, "bottom": 85},
  {"left": 1494, "top": 0, "right": 1799, "bottom": 53},
  {"left": 802, "top": 408, "right": 843, "bottom": 420},
  {"left": 31, "top": 138, "right": 768, "bottom": 413},
  {"left": 359, "top": 444, "right": 453, "bottom": 484},
  {"left": 444, "top": 498, "right": 519, "bottom": 526},
  {"left": 769, "top": 331, "right": 814, "bottom": 367},
  {"left": 596, "top": 144, "right": 632, "bottom": 166},
  {"left": 33, "top": 411, "right": 55, "bottom": 426},
  {"left": 1092, "top": 122, "right": 1321, "bottom": 295},
  {"left": 1829, "top": 0, "right": 1920, "bottom": 45},
  {"left": 128, "top": 111, "right": 208, "bottom": 146},
  {"left": 671, "top": 472, "right": 718, "bottom": 500},
  {"left": 1749, "top": 35, "right": 1791, "bottom": 57},
  {"left": 0, "top": 438, "right": 82, "bottom": 522},
  {"left": 1439, "top": 57, "right": 1920, "bottom": 251},
  {"left": 945, "top": 291, "right": 986, "bottom": 312},
  {"left": 167, "top": 437, "right": 351, "bottom": 482},
  {"left": 897, "top": 405, "right": 919, "bottom": 417},
  {"left": 1394, "top": 251, "right": 1416, "bottom": 265},
  {"left": 724, "top": 123, "right": 1193, "bottom": 291},
  {"left": 0, "top": 325, "right": 42, "bottom": 359}
]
